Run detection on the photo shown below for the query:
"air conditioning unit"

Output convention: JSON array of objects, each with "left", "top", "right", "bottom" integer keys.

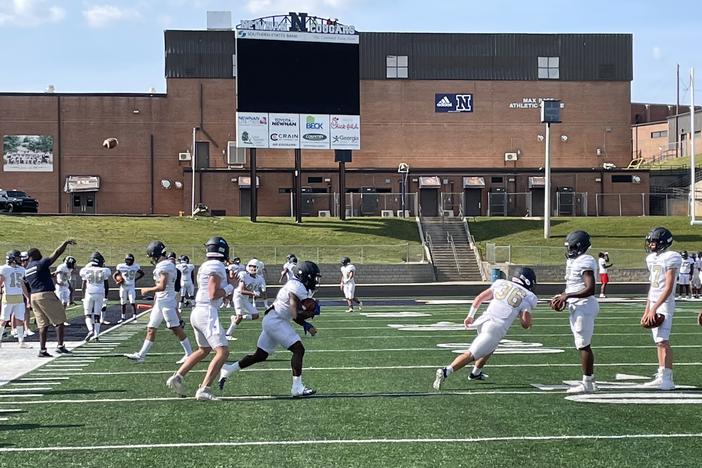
[
  {"left": 381, "top": 210, "right": 394, "bottom": 217},
  {"left": 178, "top": 152, "right": 191, "bottom": 161},
  {"left": 504, "top": 152, "right": 518, "bottom": 161},
  {"left": 227, "top": 141, "right": 246, "bottom": 165},
  {"left": 442, "top": 210, "right": 454, "bottom": 217},
  {"left": 318, "top": 210, "right": 331, "bottom": 217}
]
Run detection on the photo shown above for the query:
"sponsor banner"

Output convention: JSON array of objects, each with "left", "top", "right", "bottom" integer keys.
[
  {"left": 237, "top": 29, "right": 359, "bottom": 44},
  {"left": 330, "top": 115, "right": 360, "bottom": 150},
  {"left": 268, "top": 113, "right": 300, "bottom": 148},
  {"left": 2, "top": 135, "right": 54, "bottom": 172},
  {"left": 237, "top": 112, "right": 269, "bottom": 148},
  {"left": 300, "top": 114, "right": 330, "bottom": 149},
  {"left": 435, "top": 93, "right": 473, "bottom": 113}
]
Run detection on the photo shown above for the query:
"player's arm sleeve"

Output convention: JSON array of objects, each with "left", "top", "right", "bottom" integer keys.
[{"left": 103, "top": 279, "right": 109, "bottom": 296}]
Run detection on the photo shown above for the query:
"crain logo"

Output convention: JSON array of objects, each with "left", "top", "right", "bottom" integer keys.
[{"left": 305, "top": 115, "right": 323, "bottom": 130}]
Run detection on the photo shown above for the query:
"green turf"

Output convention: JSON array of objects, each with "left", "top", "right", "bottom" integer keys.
[
  {"left": 470, "top": 216, "right": 702, "bottom": 266},
  {"left": 0, "top": 216, "right": 422, "bottom": 265},
  {"left": 1, "top": 300, "right": 702, "bottom": 467}
]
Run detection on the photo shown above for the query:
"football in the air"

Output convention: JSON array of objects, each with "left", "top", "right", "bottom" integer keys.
[
  {"left": 642, "top": 313, "right": 665, "bottom": 329},
  {"left": 115, "top": 273, "right": 124, "bottom": 285},
  {"left": 549, "top": 295, "right": 566, "bottom": 311},
  {"left": 102, "top": 137, "right": 119, "bottom": 149}
]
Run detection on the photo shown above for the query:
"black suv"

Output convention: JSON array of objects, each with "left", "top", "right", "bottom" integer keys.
[{"left": 0, "top": 190, "right": 39, "bottom": 213}]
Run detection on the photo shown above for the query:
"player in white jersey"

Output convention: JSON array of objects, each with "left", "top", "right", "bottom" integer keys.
[
  {"left": 279, "top": 253, "right": 298, "bottom": 283},
  {"left": 0, "top": 250, "right": 31, "bottom": 347},
  {"left": 433, "top": 267, "right": 538, "bottom": 390},
  {"left": 223, "top": 257, "right": 244, "bottom": 308},
  {"left": 114, "top": 253, "right": 145, "bottom": 323},
  {"left": 54, "top": 257, "right": 73, "bottom": 308},
  {"left": 253, "top": 258, "right": 269, "bottom": 308},
  {"left": 176, "top": 255, "right": 196, "bottom": 310},
  {"left": 79, "top": 252, "right": 111, "bottom": 341},
  {"left": 220, "top": 260, "right": 321, "bottom": 398},
  {"left": 225, "top": 259, "right": 264, "bottom": 338},
  {"left": 551, "top": 230, "right": 600, "bottom": 394},
  {"left": 340, "top": 257, "right": 363, "bottom": 313},
  {"left": 166, "top": 237, "right": 233, "bottom": 401},
  {"left": 124, "top": 240, "right": 192, "bottom": 364},
  {"left": 597, "top": 252, "right": 613, "bottom": 298},
  {"left": 692, "top": 253, "right": 702, "bottom": 298},
  {"left": 676, "top": 250, "right": 693, "bottom": 299},
  {"left": 641, "top": 227, "right": 682, "bottom": 390}
]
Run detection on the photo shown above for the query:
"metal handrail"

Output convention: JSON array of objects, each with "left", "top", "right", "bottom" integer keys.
[{"left": 447, "top": 232, "right": 461, "bottom": 275}]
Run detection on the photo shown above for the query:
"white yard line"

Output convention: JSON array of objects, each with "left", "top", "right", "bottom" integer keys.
[
  {"left": 20, "top": 361, "right": 702, "bottom": 377},
  {"left": 0, "top": 432, "right": 701, "bottom": 452}
]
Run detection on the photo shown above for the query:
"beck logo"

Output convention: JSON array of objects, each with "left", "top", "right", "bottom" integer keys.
[
  {"left": 305, "top": 115, "right": 324, "bottom": 130},
  {"left": 435, "top": 94, "right": 473, "bottom": 113}
]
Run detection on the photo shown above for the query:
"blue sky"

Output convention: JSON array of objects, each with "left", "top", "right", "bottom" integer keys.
[{"left": 0, "top": 0, "right": 700, "bottom": 104}]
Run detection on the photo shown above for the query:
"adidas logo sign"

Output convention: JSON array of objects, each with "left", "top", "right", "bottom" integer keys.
[{"left": 436, "top": 96, "right": 452, "bottom": 107}]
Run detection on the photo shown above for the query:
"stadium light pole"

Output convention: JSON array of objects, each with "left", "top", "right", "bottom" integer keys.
[
  {"left": 191, "top": 126, "right": 198, "bottom": 217},
  {"left": 540, "top": 100, "right": 561, "bottom": 239},
  {"left": 690, "top": 68, "right": 697, "bottom": 224}
]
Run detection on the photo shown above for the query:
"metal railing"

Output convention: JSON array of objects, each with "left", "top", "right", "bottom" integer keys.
[{"left": 447, "top": 232, "right": 461, "bottom": 275}]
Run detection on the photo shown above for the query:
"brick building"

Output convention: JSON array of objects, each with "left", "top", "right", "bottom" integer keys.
[{"left": 0, "top": 18, "right": 647, "bottom": 216}]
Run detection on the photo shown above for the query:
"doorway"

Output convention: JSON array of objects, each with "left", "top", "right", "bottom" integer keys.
[
  {"left": 463, "top": 189, "right": 482, "bottom": 216},
  {"left": 71, "top": 192, "right": 96, "bottom": 214},
  {"left": 419, "top": 188, "right": 439, "bottom": 216}
]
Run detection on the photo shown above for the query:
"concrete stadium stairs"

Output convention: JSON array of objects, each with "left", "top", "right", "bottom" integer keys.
[{"left": 420, "top": 217, "right": 482, "bottom": 282}]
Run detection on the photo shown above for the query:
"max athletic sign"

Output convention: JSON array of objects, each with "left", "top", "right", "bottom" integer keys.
[{"left": 238, "top": 12, "right": 356, "bottom": 35}]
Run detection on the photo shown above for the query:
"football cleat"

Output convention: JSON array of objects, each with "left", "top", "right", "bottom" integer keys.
[
  {"left": 176, "top": 355, "right": 189, "bottom": 364},
  {"left": 37, "top": 350, "right": 53, "bottom": 358},
  {"left": 433, "top": 368, "right": 447, "bottom": 391},
  {"left": 166, "top": 374, "right": 187, "bottom": 397},
  {"left": 357, "top": 301, "right": 363, "bottom": 311},
  {"left": 19, "top": 342, "right": 32, "bottom": 349},
  {"left": 346, "top": 308, "right": 354, "bottom": 313},
  {"left": 469, "top": 371, "right": 489, "bottom": 381},
  {"left": 124, "top": 352, "right": 145, "bottom": 364},
  {"left": 195, "top": 386, "right": 219, "bottom": 401},
  {"left": 55, "top": 345, "right": 72, "bottom": 354},
  {"left": 84, "top": 331, "right": 94, "bottom": 342},
  {"left": 291, "top": 386, "right": 317, "bottom": 398},
  {"left": 566, "top": 381, "right": 597, "bottom": 394}
]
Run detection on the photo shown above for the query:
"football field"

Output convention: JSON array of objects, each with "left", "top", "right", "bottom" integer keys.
[{"left": 1, "top": 299, "right": 702, "bottom": 467}]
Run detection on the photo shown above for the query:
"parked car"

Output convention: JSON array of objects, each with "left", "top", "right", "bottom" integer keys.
[{"left": 0, "top": 189, "right": 39, "bottom": 213}]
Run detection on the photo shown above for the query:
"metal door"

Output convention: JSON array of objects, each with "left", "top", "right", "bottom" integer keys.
[
  {"left": 463, "top": 189, "right": 482, "bottom": 216},
  {"left": 419, "top": 188, "right": 439, "bottom": 216}
]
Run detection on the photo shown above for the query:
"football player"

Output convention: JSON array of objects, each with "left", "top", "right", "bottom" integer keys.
[
  {"left": 552, "top": 230, "right": 600, "bottom": 394},
  {"left": 597, "top": 252, "right": 613, "bottom": 298},
  {"left": 54, "top": 256, "right": 74, "bottom": 310},
  {"left": 641, "top": 227, "right": 682, "bottom": 390},
  {"left": 279, "top": 253, "right": 298, "bottom": 284},
  {"left": 340, "top": 257, "right": 362, "bottom": 313},
  {"left": 224, "top": 257, "right": 245, "bottom": 308},
  {"left": 433, "top": 267, "right": 537, "bottom": 389},
  {"left": 253, "top": 258, "right": 269, "bottom": 308},
  {"left": 0, "top": 250, "right": 32, "bottom": 348},
  {"left": 114, "top": 253, "right": 145, "bottom": 323},
  {"left": 176, "top": 255, "right": 196, "bottom": 310},
  {"left": 690, "top": 253, "right": 701, "bottom": 298},
  {"left": 676, "top": 250, "right": 693, "bottom": 299},
  {"left": 166, "top": 237, "right": 233, "bottom": 401},
  {"left": 79, "top": 252, "right": 111, "bottom": 341},
  {"left": 18, "top": 251, "right": 35, "bottom": 337},
  {"left": 124, "top": 241, "right": 193, "bottom": 364},
  {"left": 219, "top": 260, "right": 321, "bottom": 398},
  {"left": 225, "top": 259, "right": 263, "bottom": 339}
]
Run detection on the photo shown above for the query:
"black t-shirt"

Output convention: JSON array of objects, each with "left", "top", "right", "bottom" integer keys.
[{"left": 25, "top": 258, "right": 55, "bottom": 293}]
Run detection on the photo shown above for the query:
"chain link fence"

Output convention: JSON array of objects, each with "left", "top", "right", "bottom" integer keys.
[
  {"left": 594, "top": 193, "right": 689, "bottom": 216},
  {"left": 485, "top": 245, "right": 648, "bottom": 268},
  {"left": 0, "top": 243, "right": 426, "bottom": 267}
]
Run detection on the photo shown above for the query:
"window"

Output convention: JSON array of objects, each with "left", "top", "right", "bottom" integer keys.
[
  {"left": 227, "top": 141, "right": 246, "bottom": 165},
  {"left": 650, "top": 130, "right": 668, "bottom": 139},
  {"left": 538, "top": 57, "right": 560, "bottom": 79},
  {"left": 612, "top": 175, "right": 633, "bottom": 183},
  {"left": 386, "top": 55, "right": 408, "bottom": 79},
  {"left": 491, "top": 176, "right": 503, "bottom": 183},
  {"left": 307, "top": 176, "right": 323, "bottom": 184}
]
